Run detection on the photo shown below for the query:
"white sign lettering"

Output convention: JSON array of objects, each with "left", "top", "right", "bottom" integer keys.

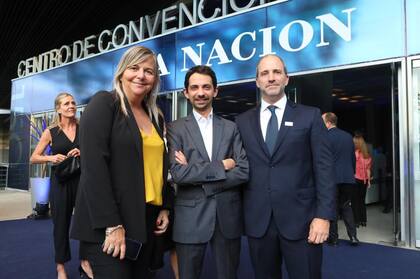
[
  {"left": 17, "top": 0, "right": 282, "bottom": 77},
  {"left": 181, "top": 7, "right": 356, "bottom": 71}
]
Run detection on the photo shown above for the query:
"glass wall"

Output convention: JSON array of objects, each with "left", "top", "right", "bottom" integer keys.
[{"left": 410, "top": 59, "right": 420, "bottom": 247}]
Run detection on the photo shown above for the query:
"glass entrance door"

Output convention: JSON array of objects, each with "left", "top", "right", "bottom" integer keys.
[{"left": 409, "top": 59, "right": 420, "bottom": 247}]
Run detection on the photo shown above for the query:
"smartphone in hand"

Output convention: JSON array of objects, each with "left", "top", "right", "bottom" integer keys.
[{"left": 125, "top": 238, "right": 142, "bottom": 261}]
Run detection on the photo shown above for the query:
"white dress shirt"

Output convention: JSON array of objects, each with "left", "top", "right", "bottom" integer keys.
[
  {"left": 193, "top": 109, "right": 213, "bottom": 160},
  {"left": 260, "top": 96, "right": 287, "bottom": 141}
]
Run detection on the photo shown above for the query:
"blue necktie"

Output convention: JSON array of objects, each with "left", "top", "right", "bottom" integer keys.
[{"left": 265, "top": 105, "right": 278, "bottom": 155}]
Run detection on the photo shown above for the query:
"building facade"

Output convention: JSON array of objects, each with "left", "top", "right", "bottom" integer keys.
[{"left": 9, "top": 0, "right": 420, "bottom": 247}]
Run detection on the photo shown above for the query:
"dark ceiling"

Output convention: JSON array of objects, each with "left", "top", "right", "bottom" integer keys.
[{"left": 0, "top": 0, "right": 180, "bottom": 109}]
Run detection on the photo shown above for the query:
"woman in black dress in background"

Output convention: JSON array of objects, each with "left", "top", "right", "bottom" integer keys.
[{"left": 30, "top": 92, "right": 93, "bottom": 279}]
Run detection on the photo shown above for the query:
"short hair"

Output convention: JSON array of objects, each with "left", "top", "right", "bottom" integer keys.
[
  {"left": 184, "top": 65, "right": 217, "bottom": 89},
  {"left": 323, "top": 112, "right": 338, "bottom": 126},
  {"left": 256, "top": 54, "right": 288, "bottom": 77}
]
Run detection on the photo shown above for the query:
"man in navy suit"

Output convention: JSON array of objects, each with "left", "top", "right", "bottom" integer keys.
[
  {"left": 322, "top": 112, "right": 359, "bottom": 246},
  {"left": 236, "top": 54, "right": 335, "bottom": 279}
]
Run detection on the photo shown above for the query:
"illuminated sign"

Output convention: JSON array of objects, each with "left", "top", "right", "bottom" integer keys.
[
  {"left": 12, "top": 0, "right": 406, "bottom": 113},
  {"left": 16, "top": 0, "right": 282, "bottom": 77}
]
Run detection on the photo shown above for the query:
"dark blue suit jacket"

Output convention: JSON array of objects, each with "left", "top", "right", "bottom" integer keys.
[
  {"left": 236, "top": 100, "right": 335, "bottom": 240},
  {"left": 327, "top": 127, "right": 356, "bottom": 184}
]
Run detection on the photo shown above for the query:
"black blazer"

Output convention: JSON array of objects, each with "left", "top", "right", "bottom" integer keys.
[
  {"left": 71, "top": 91, "right": 171, "bottom": 243},
  {"left": 327, "top": 127, "right": 356, "bottom": 184}
]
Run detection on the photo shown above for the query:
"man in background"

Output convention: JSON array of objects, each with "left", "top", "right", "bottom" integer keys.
[{"left": 323, "top": 112, "right": 359, "bottom": 246}]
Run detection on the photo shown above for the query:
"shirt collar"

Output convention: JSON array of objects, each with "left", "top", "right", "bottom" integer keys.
[
  {"left": 193, "top": 108, "right": 213, "bottom": 122},
  {"left": 261, "top": 95, "right": 287, "bottom": 112}
]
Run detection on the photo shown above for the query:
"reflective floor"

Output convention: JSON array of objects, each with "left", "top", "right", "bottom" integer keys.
[{"left": 337, "top": 203, "right": 394, "bottom": 244}]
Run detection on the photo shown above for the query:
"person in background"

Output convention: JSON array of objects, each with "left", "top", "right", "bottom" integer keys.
[
  {"left": 70, "top": 46, "right": 173, "bottom": 279},
  {"left": 353, "top": 134, "right": 372, "bottom": 227},
  {"left": 30, "top": 92, "right": 93, "bottom": 279},
  {"left": 322, "top": 112, "right": 359, "bottom": 246},
  {"left": 236, "top": 54, "right": 335, "bottom": 279}
]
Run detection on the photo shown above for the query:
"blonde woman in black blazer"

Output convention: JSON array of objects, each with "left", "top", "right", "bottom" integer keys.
[{"left": 71, "top": 46, "right": 172, "bottom": 279}]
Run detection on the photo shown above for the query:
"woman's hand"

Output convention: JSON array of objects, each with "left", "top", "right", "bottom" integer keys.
[
  {"left": 67, "top": 148, "right": 80, "bottom": 157},
  {"left": 154, "top": 209, "right": 169, "bottom": 235},
  {"left": 103, "top": 226, "right": 126, "bottom": 260},
  {"left": 50, "top": 154, "right": 67, "bottom": 164}
]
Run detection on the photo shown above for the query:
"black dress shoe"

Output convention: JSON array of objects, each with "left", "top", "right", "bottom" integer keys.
[
  {"left": 79, "top": 265, "right": 93, "bottom": 279},
  {"left": 349, "top": 236, "right": 359, "bottom": 246},
  {"left": 360, "top": 222, "right": 367, "bottom": 227}
]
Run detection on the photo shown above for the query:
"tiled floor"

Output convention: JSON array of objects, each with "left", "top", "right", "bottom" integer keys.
[
  {"left": 337, "top": 203, "right": 395, "bottom": 244},
  {"left": 0, "top": 187, "right": 400, "bottom": 246},
  {"left": 0, "top": 188, "right": 32, "bottom": 221}
]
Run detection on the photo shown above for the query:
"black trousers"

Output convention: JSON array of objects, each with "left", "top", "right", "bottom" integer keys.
[
  {"left": 50, "top": 174, "right": 79, "bottom": 263},
  {"left": 353, "top": 179, "right": 368, "bottom": 224},
  {"left": 329, "top": 183, "right": 357, "bottom": 239},
  {"left": 79, "top": 205, "right": 162, "bottom": 279},
  {"left": 248, "top": 216, "right": 322, "bottom": 279},
  {"left": 176, "top": 217, "right": 241, "bottom": 279}
]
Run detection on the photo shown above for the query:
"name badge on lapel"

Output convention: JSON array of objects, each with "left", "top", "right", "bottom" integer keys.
[{"left": 285, "top": 121, "right": 294, "bottom": 127}]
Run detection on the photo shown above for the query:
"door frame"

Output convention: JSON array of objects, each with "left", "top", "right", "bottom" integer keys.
[{"left": 405, "top": 55, "right": 420, "bottom": 247}]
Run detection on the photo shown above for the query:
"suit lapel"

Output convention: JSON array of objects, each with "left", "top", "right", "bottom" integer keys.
[
  {"left": 271, "top": 100, "right": 297, "bottom": 156},
  {"left": 251, "top": 105, "right": 271, "bottom": 158},
  {"left": 212, "top": 115, "right": 224, "bottom": 161},
  {"left": 151, "top": 115, "right": 167, "bottom": 152},
  {"left": 184, "top": 114, "right": 211, "bottom": 162},
  {"left": 152, "top": 115, "right": 163, "bottom": 139},
  {"left": 123, "top": 97, "right": 142, "bottom": 156}
]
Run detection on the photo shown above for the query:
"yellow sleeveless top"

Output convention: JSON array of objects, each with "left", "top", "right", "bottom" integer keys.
[{"left": 141, "top": 125, "right": 164, "bottom": 206}]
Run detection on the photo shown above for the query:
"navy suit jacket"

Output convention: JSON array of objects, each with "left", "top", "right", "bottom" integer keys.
[
  {"left": 327, "top": 127, "right": 356, "bottom": 185},
  {"left": 236, "top": 100, "right": 335, "bottom": 240}
]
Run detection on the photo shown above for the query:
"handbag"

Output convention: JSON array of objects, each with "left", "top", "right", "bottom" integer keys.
[{"left": 54, "top": 156, "right": 81, "bottom": 182}]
